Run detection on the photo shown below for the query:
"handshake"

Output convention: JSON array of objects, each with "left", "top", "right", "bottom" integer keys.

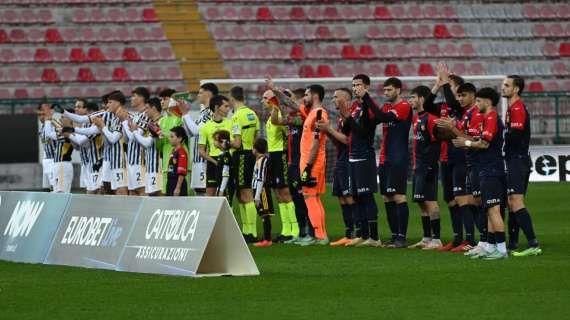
[{"left": 300, "top": 163, "right": 317, "bottom": 187}]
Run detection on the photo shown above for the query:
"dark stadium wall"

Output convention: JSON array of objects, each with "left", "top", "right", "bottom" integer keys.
[{"left": 0, "top": 115, "right": 38, "bottom": 164}]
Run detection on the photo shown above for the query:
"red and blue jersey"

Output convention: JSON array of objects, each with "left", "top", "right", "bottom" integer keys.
[
  {"left": 287, "top": 111, "right": 304, "bottom": 166},
  {"left": 458, "top": 105, "right": 485, "bottom": 167},
  {"left": 379, "top": 100, "right": 412, "bottom": 165},
  {"left": 335, "top": 117, "right": 350, "bottom": 162},
  {"left": 504, "top": 99, "right": 530, "bottom": 159},
  {"left": 477, "top": 110, "right": 505, "bottom": 177},
  {"left": 167, "top": 146, "right": 188, "bottom": 178},
  {"left": 346, "top": 98, "right": 378, "bottom": 160},
  {"left": 412, "top": 111, "right": 440, "bottom": 169}
]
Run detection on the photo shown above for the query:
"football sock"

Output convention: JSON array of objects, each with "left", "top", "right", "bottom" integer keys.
[
  {"left": 238, "top": 203, "right": 248, "bottom": 235},
  {"left": 496, "top": 231, "right": 507, "bottom": 254},
  {"left": 514, "top": 208, "right": 539, "bottom": 247},
  {"left": 450, "top": 205, "right": 463, "bottom": 245},
  {"left": 461, "top": 205, "right": 475, "bottom": 243},
  {"left": 244, "top": 201, "right": 258, "bottom": 237},
  {"left": 357, "top": 198, "right": 370, "bottom": 239},
  {"left": 479, "top": 206, "right": 488, "bottom": 243},
  {"left": 341, "top": 204, "right": 354, "bottom": 238},
  {"left": 292, "top": 189, "right": 308, "bottom": 237},
  {"left": 365, "top": 194, "right": 378, "bottom": 240},
  {"left": 286, "top": 201, "right": 299, "bottom": 238},
  {"left": 385, "top": 201, "right": 398, "bottom": 240},
  {"left": 262, "top": 215, "right": 272, "bottom": 241},
  {"left": 278, "top": 203, "right": 289, "bottom": 236},
  {"left": 421, "top": 215, "right": 431, "bottom": 238},
  {"left": 396, "top": 202, "right": 409, "bottom": 240},
  {"left": 431, "top": 217, "right": 441, "bottom": 239}
]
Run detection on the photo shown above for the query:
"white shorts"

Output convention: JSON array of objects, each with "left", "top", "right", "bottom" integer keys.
[
  {"left": 42, "top": 158, "right": 54, "bottom": 188},
  {"left": 52, "top": 162, "right": 73, "bottom": 193},
  {"left": 101, "top": 160, "right": 112, "bottom": 182},
  {"left": 190, "top": 161, "right": 206, "bottom": 190},
  {"left": 110, "top": 167, "right": 128, "bottom": 190},
  {"left": 81, "top": 164, "right": 102, "bottom": 192},
  {"left": 145, "top": 171, "right": 162, "bottom": 194},
  {"left": 127, "top": 164, "right": 146, "bottom": 191}
]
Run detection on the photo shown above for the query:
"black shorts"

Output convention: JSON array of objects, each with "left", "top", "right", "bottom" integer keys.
[
  {"left": 413, "top": 163, "right": 439, "bottom": 202},
  {"left": 288, "top": 163, "right": 302, "bottom": 195},
  {"left": 480, "top": 175, "right": 506, "bottom": 209},
  {"left": 268, "top": 151, "right": 289, "bottom": 188},
  {"left": 232, "top": 150, "right": 255, "bottom": 189},
  {"left": 378, "top": 162, "right": 407, "bottom": 195},
  {"left": 206, "top": 157, "right": 219, "bottom": 188},
  {"left": 166, "top": 176, "right": 188, "bottom": 196},
  {"left": 440, "top": 162, "right": 455, "bottom": 202},
  {"left": 466, "top": 165, "right": 481, "bottom": 198},
  {"left": 350, "top": 154, "right": 378, "bottom": 196},
  {"left": 506, "top": 156, "right": 531, "bottom": 195},
  {"left": 256, "top": 187, "right": 274, "bottom": 216},
  {"left": 332, "top": 160, "right": 351, "bottom": 197}
]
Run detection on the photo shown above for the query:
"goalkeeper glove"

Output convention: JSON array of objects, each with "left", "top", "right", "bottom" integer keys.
[{"left": 300, "top": 163, "right": 317, "bottom": 187}]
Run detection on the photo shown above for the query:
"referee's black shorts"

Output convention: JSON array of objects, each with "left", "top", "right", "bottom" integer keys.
[
  {"left": 268, "top": 151, "right": 289, "bottom": 189},
  {"left": 206, "top": 156, "right": 219, "bottom": 188},
  {"left": 506, "top": 156, "right": 532, "bottom": 195},
  {"left": 232, "top": 150, "right": 255, "bottom": 189}
]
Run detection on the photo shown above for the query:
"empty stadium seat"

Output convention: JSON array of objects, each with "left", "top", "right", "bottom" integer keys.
[
  {"left": 359, "top": 45, "right": 375, "bottom": 59},
  {"left": 142, "top": 8, "right": 158, "bottom": 22},
  {"left": 256, "top": 7, "right": 273, "bottom": 21},
  {"left": 77, "top": 68, "right": 95, "bottom": 82},
  {"left": 528, "top": 81, "right": 545, "bottom": 92},
  {"left": 41, "top": 68, "right": 60, "bottom": 83},
  {"left": 560, "top": 43, "right": 570, "bottom": 57},
  {"left": 87, "top": 47, "right": 106, "bottom": 62},
  {"left": 298, "top": 65, "right": 315, "bottom": 78},
  {"left": 384, "top": 64, "right": 401, "bottom": 76},
  {"left": 341, "top": 45, "right": 358, "bottom": 59},
  {"left": 290, "top": 7, "right": 306, "bottom": 21},
  {"left": 34, "top": 48, "right": 51, "bottom": 62},
  {"left": 112, "top": 67, "right": 130, "bottom": 81},
  {"left": 45, "top": 28, "right": 63, "bottom": 43},
  {"left": 122, "top": 47, "right": 141, "bottom": 61},
  {"left": 418, "top": 63, "right": 435, "bottom": 76},
  {"left": 374, "top": 6, "right": 391, "bottom": 20},
  {"left": 316, "top": 64, "right": 334, "bottom": 77}
]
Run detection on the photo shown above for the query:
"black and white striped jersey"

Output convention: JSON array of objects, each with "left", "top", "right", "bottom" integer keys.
[
  {"left": 192, "top": 106, "right": 212, "bottom": 163},
  {"left": 53, "top": 138, "right": 73, "bottom": 162},
  {"left": 252, "top": 155, "right": 269, "bottom": 193},
  {"left": 77, "top": 123, "right": 103, "bottom": 165},
  {"left": 126, "top": 111, "right": 149, "bottom": 166},
  {"left": 100, "top": 112, "right": 126, "bottom": 169},
  {"left": 39, "top": 123, "right": 55, "bottom": 159},
  {"left": 143, "top": 130, "right": 161, "bottom": 174}
]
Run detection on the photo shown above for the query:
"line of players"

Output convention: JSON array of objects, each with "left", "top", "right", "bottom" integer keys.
[{"left": 37, "top": 67, "right": 541, "bottom": 258}]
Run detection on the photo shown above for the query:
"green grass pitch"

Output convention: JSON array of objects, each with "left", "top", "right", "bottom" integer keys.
[{"left": 1, "top": 182, "right": 569, "bottom": 319}]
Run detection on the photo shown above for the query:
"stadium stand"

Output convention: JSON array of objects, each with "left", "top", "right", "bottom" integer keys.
[{"left": 197, "top": 1, "right": 570, "bottom": 92}]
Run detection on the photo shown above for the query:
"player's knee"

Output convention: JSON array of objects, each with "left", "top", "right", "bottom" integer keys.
[{"left": 394, "top": 194, "right": 406, "bottom": 204}]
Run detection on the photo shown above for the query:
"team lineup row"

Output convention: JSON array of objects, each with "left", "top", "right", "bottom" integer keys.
[{"left": 37, "top": 63, "right": 541, "bottom": 257}]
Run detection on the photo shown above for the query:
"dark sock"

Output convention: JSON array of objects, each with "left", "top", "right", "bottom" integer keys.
[
  {"left": 450, "top": 205, "right": 463, "bottom": 244},
  {"left": 514, "top": 208, "right": 539, "bottom": 247},
  {"left": 369, "top": 221, "right": 379, "bottom": 240},
  {"left": 479, "top": 206, "right": 488, "bottom": 242},
  {"left": 357, "top": 200, "right": 369, "bottom": 239},
  {"left": 341, "top": 204, "right": 354, "bottom": 238},
  {"left": 431, "top": 218, "right": 441, "bottom": 239},
  {"left": 385, "top": 201, "right": 398, "bottom": 240},
  {"left": 396, "top": 202, "right": 409, "bottom": 240},
  {"left": 488, "top": 232, "right": 496, "bottom": 245},
  {"left": 461, "top": 205, "right": 475, "bottom": 243},
  {"left": 353, "top": 203, "right": 362, "bottom": 238},
  {"left": 421, "top": 216, "right": 431, "bottom": 238},
  {"left": 262, "top": 216, "right": 272, "bottom": 241},
  {"left": 507, "top": 211, "right": 518, "bottom": 246},
  {"left": 292, "top": 191, "right": 308, "bottom": 237},
  {"left": 365, "top": 195, "right": 379, "bottom": 240},
  {"left": 495, "top": 231, "right": 505, "bottom": 244}
]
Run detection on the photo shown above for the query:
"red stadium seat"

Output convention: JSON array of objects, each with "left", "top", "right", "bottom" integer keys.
[
  {"left": 560, "top": 43, "right": 570, "bottom": 57},
  {"left": 391, "top": 6, "right": 405, "bottom": 19},
  {"left": 393, "top": 44, "right": 410, "bottom": 58},
  {"left": 87, "top": 47, "right": 106, "bottom": 62},
  {"left": 84, "top": 87, "right": 101, "bottom": 97},
  {"left": 272, "top": 7, "right": 288, "bottom": 21},
  {"left": 239, "top": 46, "right": 255, "bottom": 59},
  {"left": 315, "top": 26, "right": 332, "bottom": 39},
  {"left": 41, "top": 68, "right": 60, "bottom": 83},
  {"left": 323, "top": 7, "right": 340, "bottom": 20},
  {"left": 221, "top": 46, "right": 238, "bottom": 60},
  {"left": 533, "top": 24, "right": 548, "bottom": 37},
  {"left": 255, "top": 45, "right": 272, "bottom": 59},
  {"left": 290, "top": 7, "right": 306, "bottom": 21},
  {"left": 0, "top": 29, "right": 8, "bottom": 43},
  {"left": 204, "top": 7, "right": 220, "bottom": 21},
  {"left": 72, "top": 9, "right": 88, "bottom": 23},
  {"left": 367, "top": 26, "right": 381, "bottom": 39},
  {"left": 167, "top": 67, "right": 183, "bottom": 80},
  {"left": 543, "top": 42, "right": 559, "bottom": 57},
  {"left": 323, "top": 45, "right": 340, "bottom": 59},
  {"left": 90, "top": 9, "right": 105, "bottom": 23},
  {"left": 141, "top": 47, "right": 158, "bottom": 60},
  {"left": 416, "top": 24, "right": 432, "bottom": 38},
  {"left": 341, "top": 45, "right": 359, "bottom": 59},
  {"left": 333, "top": 26, "right": 349, "bottom": 40},
  {"left": 4, "top": 10, "right": 19, "bottom": 24},
  {"left": 0, "top": 48, "right": 16, "bottom": 63},
  {"left": 376, "top": 44, "right": 392, "bottom": 58},
  {"left": 468, "top": 62, "right": 486, "bottom": 75},
  {"left": 374, "top": 6, "right": 391, "bottom": 20},
  {"left": 273, "top": 46, "right": 289, "bottom": 60},
  {"left": 48, "top": 88, "right": 64, "bottom": 98},
  {"left": 359, "top": 45, "right": 375, "bottom": 59},
  {"left": 0, "top": 89, "right": 10, "bottom": 99},
  {"left": 549, "top": 24, "right": 565, "bottom": 37},
  {"left": 523, "top": 5, "right": 539, "bottom": 19},
  {"left": 80, "top": 28, "right": 97, "bottom": 42},
  {"left": 383, "top": 25, "right": 399, "bottom": 39},
  {"left": 158, "top": 47, "right": 175, "bottom": 60},
  {"left": 112, "top": 67, "right": 130, "bottom": 81},
  {"left": 459, "top": 43, "right": 476, "bottom": 57},
  {"left": 407, "top": 6, "right": 422, "bottom": 19},
  {"left": 7, "top": 68, "right": 24, "bottom": 82},
  {"left": 307, "top": 7, "right": 323, "bottom": 21},
  {"left": 52, "top": 48, "right": 67, "bottom": 62},
  {"left": 450, "top": 24, "right": 465, "bottom": 38},
  {"left": 142, "top": 8, "right": 158, "bottom": 22},
  {"left": 528, "top": 81, "right": 544, "bottom": 92},
  {"left": 231, "top": 26, "right": 247, "bottom": 40},
  {"left": 77, "top": 68, "right": 95, "bottom": 82},
  {"left": 551, "top": 62, "right": 568, "bottom": 75},
  {"left": 556, "top": 4, "right": 570, "bottom": 18},
  {"left": 424, "top": 5, "right": 439, "bottom": 19},
  {"left": 104, "top": 47, "right": 121, "bottom": 61},
  {"left": 357, "top": 6, "right": 373, "bottom": 20},
  {"left": 442, "top": 43, "right": 459, "bottom": 57},
  {"left": 298, "top": 65, "right": 315, "bottom": 78},
  {"left": 14, "top": 88, "right": 29, "bottom": 99},
  {"left": 213, "top": 26, "right": 229, "bottom": 40},
  {"left": 239, "top": 7, "right": 255, "bottom": 21},
  {"left": 433, "top": 24, "right": 451, "bottom": 38},
  {"left": 306, "top": 45, "right": 323, "bottom": 59},
  {"left": 150, "top": 27, "right": 166, "bottom": 40},
  {"left": 540, "top": 5, "right": 556, "bottom": 19},
  {"left": 401, "top": 63, "right": 416, "bottom": 76},
  {"left": 256, "top": 7, "right": 273, "bottom": 21},
  {"left": 9, "top": 29, "right": 26, "bottom": 42},
  {"left": 291, "top": 44, "right": 305, "bottom": 60},
  {"left": 99, "top": 28, "right": 115, "bottom": 42},
  {"left": 31, "top": 88, "right": 47, "bottom": 99},
  {"left": 59, "top": 67, "right": 75, "bottom": 82},
  {"left": 108, "top": 8, "right": 124, "bottom": 23},
  {"left": 247, "top": 26, "right": 264, "bottom": 40},
  {"left": 400, "top": 25, "right": 415, "bottom": 39},
  {"left": 25, "top": 68, "right": 40, "bottom": 82},
  {"left": 441, "top": 6, "right": 457, "bottom": 19},
  {"left": 34, "top": 48, "right": 52, "bottom": 62},
  {"left": 95, "top": 67, "right": 112, "bottom": 81},
  {"left": 122, "top": 47, "right": 141, "bottom": 61},
  {"left": 316, "top": 65, "right": 334, "bottom": 77},
  {"left": 62, "top": 28, "right": 77, "bottom": 42},
  {"left": 340, "top": 6, "right": 357, "bottom": 20},
  {"left": 384, "top": 64, "right": 401, "bottom": 76},
  {"left": 418, "top": 63, "right": 435, "bottom": 76}
]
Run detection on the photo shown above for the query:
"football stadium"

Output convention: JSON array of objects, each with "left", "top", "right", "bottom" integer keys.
[{"left": 0, "top": 0, "right": 569, "bottom": 319}]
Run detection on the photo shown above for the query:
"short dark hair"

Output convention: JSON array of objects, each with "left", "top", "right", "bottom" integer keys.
[
  {"left": 307, "top": 84, "right": 325, "bottom": 102},
  {"left": 37, "top": 102, "right": 52, "bottom": 110},
  {"left": 449, "top": 75, "right": 464, "bottom": 87},
  {"left": 170, "top": 126, "right": 187, "bottom": 143},
  {"left": 132, "top": 87, "right": 150, "bottom": 102},
  {"left": 476, "top": 87, "right": 500, "bottom": 107},
  {"left": 335, "top": 87, "right": 353, "bottom": 99},
  {"left": 102, "top": 90, "right": 121, "bottom": 104},
  {"left": 353, "top": 74, "right": 371, "bottom": 86},
  {"left": 200, "top": 83, "right": 219, "bottom": 96},
  {"left": 383, "top": 77, "right": 402, "bottom": 89},
  {"left": 85, "top": 102, "right": 99, "bottom": 112},
  {"left": 107, "top": 91, "right": 126, "bottom": 105},
  {"left": 457, "top": 83, "right": 477, "bottom": 95},
  {"left": 411, "top": 85, "right": 431, "bottom": 99},
  {"left": 159, "top": 88, "right": 175, "bottom": 98},
  {"left": 507, "top": 75, "right": 525, "bottom": 95},
  {"left": 209, "top": 95, "right": 229, "bottom": 112},
  {"left": 214, "top": 129, "right": 231, "bottom": 141},
  {"left": 253, "top": 137, "right": 268, "bottom": 154},
  {"left": 147, "top": 97, "right": 162, "bottom": 113},
  {"left": 230, "top": 86, "right": 244, "bottom": 102},
  {"left": 292, "top": 88, "right": 305, "bottom": 99},
  {"left": 76, "top": 98, "right": 87, "bottom": 107}
]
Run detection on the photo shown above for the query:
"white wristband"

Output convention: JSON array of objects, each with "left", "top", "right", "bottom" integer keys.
[{"left": 465, "top": 140, "right": 472, "bottom": 147}]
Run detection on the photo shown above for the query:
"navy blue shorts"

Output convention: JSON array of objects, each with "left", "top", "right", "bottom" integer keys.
[
  {"left": 288, "top": 163, "right": 302, "bottom": 195},
  {"left": 506, "top": 156, "right": 531, "bottom": 195},
  {"left": 440, "top": 162, "right": 454, "bottom": 202},
  {"left": 480, "top": 175, "right": 506, "bottom": 209},
  {"left": 413, "top": 163, "right": 439, "bottom": 202},
  {"left": 332, "top": 160, "right": 351, "bottom": 197},
  {"left": 268, "top": 151, "right": 288, "bottom": 188},
  {"left": 466, "top": 165, "right": 481, "bottom": 198},
  {"left": 378, "top": 162, "right": 408, "bottom": 196},
  {"left": 350, "top": 156, "right": 378, "bottom": 196}
]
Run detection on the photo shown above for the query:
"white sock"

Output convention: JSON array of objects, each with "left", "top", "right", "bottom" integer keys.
[
  {"left": 497, "top": 242, "right": 507, "bottom": 254},
  {"left": 485, "top": 243, "right": 496, "bottom": 253},
  {"left": 422, "top": 237, "right": 432, "bottom": 242}
]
